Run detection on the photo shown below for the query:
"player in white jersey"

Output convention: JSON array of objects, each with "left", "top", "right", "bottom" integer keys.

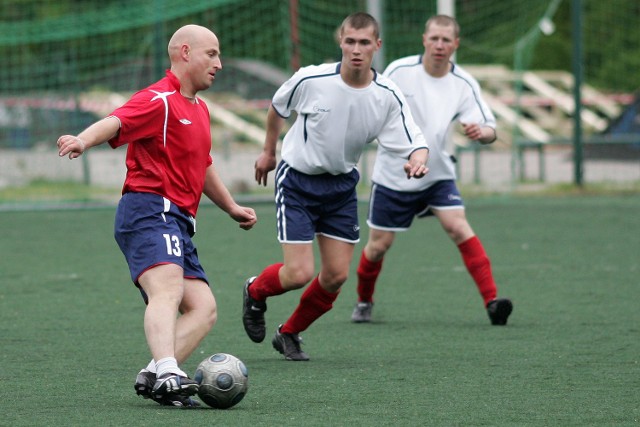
[
  {"left": 351, "top": 15, "right": 513, "bottom": 326},
  {"left": 241, "top": 12, "right": 430, "bottom": 361},
  {"left": 272, "top": 61, "right": 426, "bottom": 176}
]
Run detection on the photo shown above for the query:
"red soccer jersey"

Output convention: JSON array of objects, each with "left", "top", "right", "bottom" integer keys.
[{"left": 108, "top": 70, "right": 213, "bottom": 217}]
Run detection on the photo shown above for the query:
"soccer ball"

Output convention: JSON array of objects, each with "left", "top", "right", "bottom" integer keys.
[{"left": 194, "top": 353, "right": 249, "bottom": 409}]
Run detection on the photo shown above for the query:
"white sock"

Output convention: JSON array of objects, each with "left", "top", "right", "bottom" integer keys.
[
  {"left": 155, "top": 357, "right": 187, "bottom": 378},
  {"left": 137, "top": 360, "right": 156, "bottom": 375}
]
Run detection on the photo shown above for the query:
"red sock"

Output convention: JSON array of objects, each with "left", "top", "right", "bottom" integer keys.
[
  {"left": 249, "top": 263, "right": 286, "bottom": 301},
  {"left": 356, "top": 250, "right": 383, "bottom": 303},
  {"left": 458, "top": 236, "right": 497, "bottom": 306},
  {"left": 281, "top": 276, "right": 339, "bottom": 334}
]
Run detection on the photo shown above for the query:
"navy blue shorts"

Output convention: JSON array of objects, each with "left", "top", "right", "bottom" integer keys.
[
  {"left": 367, "top": 180, "right": 464, "bottom": 231},
  {"left": 114, "top": 192, "right": 209, "bottom": 291},
  {"left": 274, "top": 161, "right": 360, "bottom": 244}
]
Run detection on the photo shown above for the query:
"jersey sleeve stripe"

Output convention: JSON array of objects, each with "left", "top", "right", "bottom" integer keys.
[
  {"left": 450, "top": 67, "right": 492, "bottom": 124},
  {"left": 285, "top": 65, "right": 341, "bottom": 110},
  {"left": 373, "top": 80, "right": 414, "bottom": 144}
]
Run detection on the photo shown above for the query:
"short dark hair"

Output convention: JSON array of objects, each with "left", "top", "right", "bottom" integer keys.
[
  {"left": 424, "top": 15, "right": 460, "bottom": 38},
  {"left": 340, "top": 12, "right": 380, "bottom": 39}
]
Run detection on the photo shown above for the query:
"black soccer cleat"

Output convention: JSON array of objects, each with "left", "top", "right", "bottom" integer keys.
[
  {"left": 134, "top": 370, "right": 157, "bottom": 398},
  {"left": 272, "top": 325, "right": 309, "bottom": 361},
  {"left": 242, "top": 276, "right": 267, "bottom": 343},
  {"left": 134, "top": 370, "right": 200, "bottom": 408},
  {"left": 486, "top": 298, "right": 513, "bottom": 325},
  {"left": 152, "top": 373, "right": 199, "bottom": 400}
]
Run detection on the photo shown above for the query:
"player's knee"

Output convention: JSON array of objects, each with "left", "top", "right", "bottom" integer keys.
[
  {"left": 443, "top": 221, "right": 471, "bottom": 242},
  {"left": 198, "top": 296, "right": 217, "bottom": 328},
  {"left": 192, "top": 300, "right": 217, "bottom": 333},
  {"left": 283, "top": 267, "right": 315, "bottom": 289},
  {"left": 180, "top": 290, "right": 217, "bottom": 329},
  {"left": 366, "top": 232, "right": 395, "bottom": 260},
  {"left": 205, "top": 304, "right": 217, "bottom": 330},
  {"left": 148, "top": 285, "right": 184, "bottom": 308},
  {"left": 321, "top": 270, "right": 349, "bottom": 291},
  {"left": 366, "top": 241, "right": 391, "bottom": 260}
]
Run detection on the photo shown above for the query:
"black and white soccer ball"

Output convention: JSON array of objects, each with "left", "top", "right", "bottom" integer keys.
[{"left": 194, "top": 353, "right": 249, "bottom": 409}]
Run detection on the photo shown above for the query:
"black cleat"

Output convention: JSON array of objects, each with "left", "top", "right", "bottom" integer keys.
[
  {"left": 272, "top": 325, "right": 309, "bottom": 361},
  {"left": 135, "top": 371, "right": 200, "bottom": 408},
  {"left": 487, "top": 298, "right": 513, "bottom": 325},
  {"left": 242, "top": 276, "right": 267, "bottom": 343},
  {"left": 134, "top": 371, "right": 157, "bottom": 398},
  {"left": 152, "top": 373, "right": 199, "bottom": 400}
]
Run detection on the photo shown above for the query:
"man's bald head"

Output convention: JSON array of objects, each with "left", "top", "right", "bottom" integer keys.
[
  {"left": 167, "top": 24, "right": 222, "bottom": 97},
  {"left": 168, "top": 24, "right": 218, "bottom": 63}
]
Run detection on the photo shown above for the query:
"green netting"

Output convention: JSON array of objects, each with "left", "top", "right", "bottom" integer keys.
[
  {"left": 2, "top": 0, "right": 638, "bottom": 95},
  {"left": 0, "top": 0, "right": 638, "bottom": 190},
  {"left": 0, "top": 1, "right": 240, "bottom": 45}
]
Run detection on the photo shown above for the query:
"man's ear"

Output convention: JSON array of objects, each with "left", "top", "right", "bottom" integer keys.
[{"left": 181, "top": 44, "right": 190, "bottom": 61}]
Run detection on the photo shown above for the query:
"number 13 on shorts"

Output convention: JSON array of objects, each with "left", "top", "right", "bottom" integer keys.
[{"left": 163, "top": 233, "right": 182, "bottom": 256}]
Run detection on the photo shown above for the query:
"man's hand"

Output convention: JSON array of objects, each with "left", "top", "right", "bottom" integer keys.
[
  {"left": 57, "top": 135, "right": 86, "bottom": 159},
  {"left": 229, "top": 206, "right": 257, "bottom": 230},
  {"left": 461, "top": 123, "right": 496, "bottom": 144},
  {"left": 254, "top": 151, "right": 277, "bottom": 186},
  {"left": 403, "top": 148, "right": 429, "bottom": 179}
]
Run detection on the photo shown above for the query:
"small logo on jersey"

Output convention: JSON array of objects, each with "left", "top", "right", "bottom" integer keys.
[
  {"left": 353, "top": 225, "right": 360, "bottom": 232},
  {"left": 403, "top": 92, "right": 415, "bottom": 98},
  {"left": 179, "top": 118, "right": 192, "bottom": 125},
  {"left": 448, "top": 194, "right": 462, "bottom": 201},
  {"left": 313, "top": 105, "right": 331, "bottom": 113}
]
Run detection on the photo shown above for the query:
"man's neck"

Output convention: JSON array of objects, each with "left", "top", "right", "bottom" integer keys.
[
  {"left": 423, "top": 56, "right": 451, "bottom": 78},
  {"left": 341, "top": 67, "right": 373, "bottom": 88}
]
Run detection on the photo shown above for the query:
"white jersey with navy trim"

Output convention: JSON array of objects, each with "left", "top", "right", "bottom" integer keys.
[
  {"left": 271, "top": 62, "right": 428, "bottom": 175},
  {"left": 372, "top": 55, "right": 496, "bottom": 192}
]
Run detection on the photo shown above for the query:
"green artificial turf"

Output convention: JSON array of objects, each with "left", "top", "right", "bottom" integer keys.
[{"left": 1, "top": 195, "right": 638, "bottom": 426}]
